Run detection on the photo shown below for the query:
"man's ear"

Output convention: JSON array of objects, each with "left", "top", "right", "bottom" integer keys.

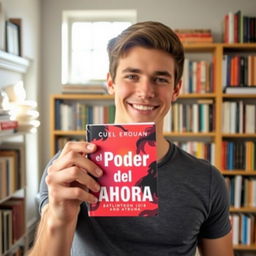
[
  {"left": 107, "top": 72, "right": 115, "bottom": 95},
  {"left": 171, "top": 80, "right": 182, "bottom": 102}
]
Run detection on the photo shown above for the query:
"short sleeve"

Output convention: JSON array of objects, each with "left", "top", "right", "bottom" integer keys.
[
  {"left": 199, "top": 166, "right": 232, "bottom": 239},
  {"left": 38, "top": 152, "right": 61, "bottom": 214}
]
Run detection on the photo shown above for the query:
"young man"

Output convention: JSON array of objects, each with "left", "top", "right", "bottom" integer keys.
[{"left": 30, "top": 21, "right": 234, "bottom": 256}]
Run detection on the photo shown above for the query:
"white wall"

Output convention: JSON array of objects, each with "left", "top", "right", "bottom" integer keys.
[{"left": 1, "top": 0, "right": 41, "bottom": 226}]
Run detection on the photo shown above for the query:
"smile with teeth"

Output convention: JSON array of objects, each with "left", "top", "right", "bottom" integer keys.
[{"left": 130, "top": 104, "right": 157, "bottom": 111}]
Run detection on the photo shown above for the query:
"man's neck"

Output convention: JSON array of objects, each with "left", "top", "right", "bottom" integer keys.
[{"left": 156, "top": 125, "right": 170, "bottom": 161}]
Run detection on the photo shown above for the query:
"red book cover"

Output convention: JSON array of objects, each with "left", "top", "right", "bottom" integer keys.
[{"left": 86, "top": 122, "right": 158, "bottom": 217}]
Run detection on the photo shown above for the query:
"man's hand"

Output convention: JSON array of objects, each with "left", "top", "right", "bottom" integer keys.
[
  {"left": 46, "top": 141, "right": 103, "bottom": 225},
  {"left": 29, "top": 141, "right": 103, "bottom": 256}
]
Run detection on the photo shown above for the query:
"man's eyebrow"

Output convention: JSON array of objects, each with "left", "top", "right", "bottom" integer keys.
[
  {"left": 122, "top": 68, "right": 173, "bottom": 77},
  {"left": 122, "top": 67, "right": 142, "bottom": 74},
  {"left": 154, "top": 71, "right": 173, "bottom": 77}
]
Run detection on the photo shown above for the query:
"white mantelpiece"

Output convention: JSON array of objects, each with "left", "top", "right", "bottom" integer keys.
[{"left": 0, "top": 49, "right": 29, "bottom": 73}]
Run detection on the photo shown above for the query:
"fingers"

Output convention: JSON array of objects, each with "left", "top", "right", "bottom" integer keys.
[
  {"left": 48, "top": 184, "right": 98, "bottom": 204},
  {"left": 46, "top": 166, "right": 100, "bottom": 193},
  {"left": 46, "top": 141, "right": 102, "bottom": 205},
  {"left": 53, "top": 141, "right": 103, "bottom": 178},
  {"left": 59, "top": 141, "right": 96, "bottom": 158}
]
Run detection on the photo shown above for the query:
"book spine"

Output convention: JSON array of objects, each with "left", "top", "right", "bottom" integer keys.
[{"left": 0, "top": 121, "right": 18, "bottom": 130}]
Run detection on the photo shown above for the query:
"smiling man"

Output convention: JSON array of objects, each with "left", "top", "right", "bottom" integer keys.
[{"left": 30, "top": 21, "right": 234, "bottom": 256}]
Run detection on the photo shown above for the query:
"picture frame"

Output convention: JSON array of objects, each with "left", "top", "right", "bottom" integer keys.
[
  {"left": 0, "top": 2, "right": 5, "bottom": 51},
  {"left": 5, "top": 20, "right": 21, "bottom": 56}
]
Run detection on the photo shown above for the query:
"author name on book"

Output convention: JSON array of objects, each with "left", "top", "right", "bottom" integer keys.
[{"left": 98, "top": 130, "right": 149, "bottom": 138}]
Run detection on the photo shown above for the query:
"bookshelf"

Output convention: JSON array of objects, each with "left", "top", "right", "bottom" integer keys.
[
  {"left": 0, "top": 133, "right": 27, "bottom": 256},
  {"left": 50, "top": 42, "right": 256, "bottom": 251},
  {"left": 0, "top": 50, "right": 33, "bottom": 255}
]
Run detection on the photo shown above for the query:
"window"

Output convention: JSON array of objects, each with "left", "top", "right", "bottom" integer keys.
[{"left": 62, "top": 10, "right": 137, "bottom": 85}]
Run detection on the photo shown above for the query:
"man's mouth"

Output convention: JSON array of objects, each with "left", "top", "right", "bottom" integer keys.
[{"left": 128, "top": 103, "right": 159, "bottom": 111}]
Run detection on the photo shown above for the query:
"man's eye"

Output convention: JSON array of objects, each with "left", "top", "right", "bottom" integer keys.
[
  {"left": 125, "top": 74, "right": 138, "bottom": 80},
  {"left": 154, "top": 77, "right": 169, "bottom": 84}
]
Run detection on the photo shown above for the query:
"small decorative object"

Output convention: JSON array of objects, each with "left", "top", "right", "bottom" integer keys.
[
  {"left": 4, "top": 81, "right": 40, "bottom": 133},
  {"left": 0, "top": 1, "right": 5, "bottom": 51},
  {"left": 5, "top": 19, "right": 21, "bottom": 56},
  {"left": 4, "top": 80, "right": 26, "bottom": 102},
  {"left": 0, "top": 90, "right": 9, "bottom": 110}
]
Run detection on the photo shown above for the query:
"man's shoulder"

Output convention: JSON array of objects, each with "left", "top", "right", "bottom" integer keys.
[{"left": 174, "top": 144, "right": 213, "bottom": 168}]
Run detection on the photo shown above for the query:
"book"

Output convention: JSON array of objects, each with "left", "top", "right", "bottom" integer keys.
[
  {"left": 0, "top": 120, "right": 18, "bottom": 130},
  {"left": 224, "top": 86, "right": 256, "bottom": 94},
  {"left": 0, "top": 197, "right": 25, "bottom": 242},
  {"left": 62, "top": 83, "right": 107, "bottom": 94},
  {"left": 86, "top": 122, "right": 158, "bottom": 217}
]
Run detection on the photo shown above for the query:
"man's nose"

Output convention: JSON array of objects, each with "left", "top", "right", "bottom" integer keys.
[{"left": 136, "top": 79, "right": 156, "bottom": 99}]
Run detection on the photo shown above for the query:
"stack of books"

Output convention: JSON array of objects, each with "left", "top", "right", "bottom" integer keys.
[
  {"left": 0, "top": 109, "right": 18, "bottom": 136},
  {"left": 174, "top": 29, "right": 213, "bottom": 43},
  {"left": 62, "top": 82, "right": 108, "bottom": 94}
]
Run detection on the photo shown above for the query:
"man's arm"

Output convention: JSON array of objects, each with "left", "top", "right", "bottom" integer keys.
[
  {"left": 29, "top": 141, "right": 103, "bottom": 256},
  {"left": 29, "top": 204, "right": 77, "bottom": 256},
  {"left": 198, "top": 231, "right": 234, "bottom": 256}
]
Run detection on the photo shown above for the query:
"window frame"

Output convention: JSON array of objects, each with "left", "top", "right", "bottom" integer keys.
[{"left": 62, "top": 10, "right": 137, "bottom": 85}]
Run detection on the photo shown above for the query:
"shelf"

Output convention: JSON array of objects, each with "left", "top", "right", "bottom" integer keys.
[
  {"left": 222, "top": 93, "right": 256, "bottom": 98},
  {"left": 183, "top": 43, "right": 216, "bottom": 52},
  {"left": 53, "top": 94, "right": 113, "bottom": 100},
  {"left": 222, "top": 134, "right": 256, "bottom": 138},
  {"left": 164, "top": 132, "right": 215, "bottom": 137},
  {"left": 230, "top": 207, "right": 256, "bottom": 213},
  {"left": 0, "top": 188, "right": 25, "bottom": 204},
  {"left": 179, "top": 93, "right": 216, "bottom": 98},
  {"left": 53, "top": 130, "right": 86, "bottom": 136},
  {"left": 221, "top": 43, "right": 256, "bottom": 49},
  {"left": 2, "top": 235, "right": 25, "bottom": 256},
  {"left": 0, "top": 50, "right": 30, "bottom": 73},
  {"left": 233, "top": 244, "right": 256, "bottom": 250},
  {"left": 222, "top": 171, "right": 256, "bottom": 175},
  {"left": 0, "top": 131, "right": 26, "bottom": 138}
]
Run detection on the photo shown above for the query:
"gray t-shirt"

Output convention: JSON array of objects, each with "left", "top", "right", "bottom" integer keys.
[{"left": 39, "top": 141, "right": 231, "bottom": 256}]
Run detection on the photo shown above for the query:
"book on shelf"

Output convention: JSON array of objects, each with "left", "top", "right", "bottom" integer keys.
[
  {"left": 0, "top": 120, "right": 18, "bottom": 131},
  {"left": 222, "top": 55, "right": 256, "bottom": 88},
  {"left": 230, "top": 213, "right": 256, "bottom": 246},
  {"left": 86, "top": 122, "right": 158, "bottom": 217},
  {"left": 0, "top": 143, "right": 25, "bottom": 189},
  {"left": 174, "top": 29, "right": 213, "bottom": 43},
  {"left": 0, "top": 153, "right": 16, "bottom": 197},
  {"left": 55, "top": 101, "right": 115, "bottom": 131},
  {"left": 181, "top": 58, "right": 214, "bottom": 94},
  {"left": 0, "top": 148, "right": 24, "bottom": 199},
  {"left": 0, "top": 197, "right": 25, "bottom": 243},
  {"left": 224, "top": 86, "right": 256, "bottom": 94},
  {"left": 164, "top": 100, "right": 214, "bottom": 133},
  {"left": 222, "top": 141, "right": 256, "bottom": 171},
  {"left": 222, "top": 102, "right": 256, "bottom": 135},
  {"left": 224, "top": 10, "right": 256, "bottom": 43},
  {"left": 62, "top": 83, "right": 108, "bottom": 94},
  {"left": 0, "top": 209, "right": 13, "bottom": 254}
]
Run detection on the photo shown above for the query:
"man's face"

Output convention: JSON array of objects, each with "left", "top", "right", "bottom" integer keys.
[{"left": 107, "top": 46, "right": 181, "bottom": 126}]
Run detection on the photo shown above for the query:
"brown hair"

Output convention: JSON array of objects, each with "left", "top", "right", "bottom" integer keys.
[{"left": 107, "top": 21, "right": 184, "bottom": 87}]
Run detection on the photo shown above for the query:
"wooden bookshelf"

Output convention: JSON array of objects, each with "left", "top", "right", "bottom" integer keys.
[{"left": 50, "top": 43, "right": 256, "bottom": 251}]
